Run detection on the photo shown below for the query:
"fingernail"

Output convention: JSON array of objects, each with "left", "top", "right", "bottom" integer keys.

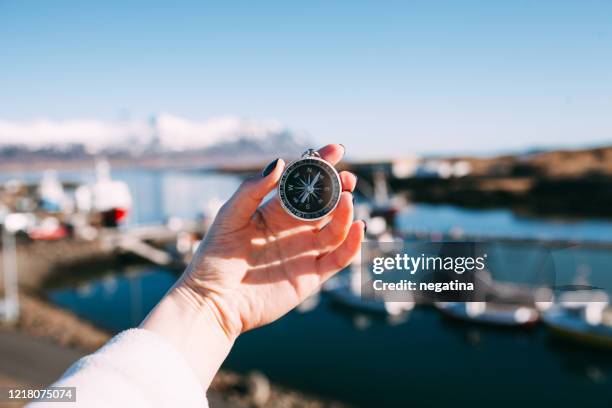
[
  {"left": 262, "top": 158, "right": 280, "bottom": 177},
  {"left": 362, "top": 220, "right": 367, "bottom": 234},
  {"left": 339, "top": 144, "right": 346, "bottom": 153}
]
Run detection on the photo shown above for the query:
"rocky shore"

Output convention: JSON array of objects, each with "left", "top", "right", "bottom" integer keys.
[{"left": 381, "top": 145, "right": 612, "bottom": 218}]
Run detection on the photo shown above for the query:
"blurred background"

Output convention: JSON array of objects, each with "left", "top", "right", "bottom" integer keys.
[{"left": 1, "top": 1, "right": 611, "bottom": 407}]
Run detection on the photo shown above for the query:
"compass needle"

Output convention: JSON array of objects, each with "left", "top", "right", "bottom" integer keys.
[{"left": 310, "top": 172, "right": 321, "bottom": 188}]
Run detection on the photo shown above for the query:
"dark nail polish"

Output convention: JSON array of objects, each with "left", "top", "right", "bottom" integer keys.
[
  {"left": 362, "top": 220, "right": 367, "bottom": 233},
  {"left": 339, "top": 144, "right": 346, "bottom": 153},
  {"left": 262, "top": 158, "right": 280, "bottom": 177}
]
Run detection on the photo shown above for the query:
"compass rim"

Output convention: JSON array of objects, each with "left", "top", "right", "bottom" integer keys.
[{"left": 277, "top": 155, "right": 342, "bottom": 222}]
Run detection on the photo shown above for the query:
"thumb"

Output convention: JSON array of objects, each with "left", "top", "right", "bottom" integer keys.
[{"left": 220, "top": 158, "right": 285, "bottom": 228}]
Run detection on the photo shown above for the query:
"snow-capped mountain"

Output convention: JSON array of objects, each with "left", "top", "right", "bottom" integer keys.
[{"left": 0, "top": 113, "right": 309, "bottom": 155}]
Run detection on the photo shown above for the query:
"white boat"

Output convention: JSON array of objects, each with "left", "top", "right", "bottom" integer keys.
[
  {"left": 543, "top": 305, "right": 612, "bottom": 349},
  {"left": 435, "top": 302, "right": 540, "bottom": 327},
  {"left": 326, "top": 285, "right": 414, "bottom": 316},
  {"left": 324, "top": 263, "right": 414, "bottom": 317},
  {"left": 75, "top": 159, "right": 132, "bottom": 226},
  {"left": 38, "top": 170, "right": 68, "bottom": 212},
  {"left": 542, "top": 291, "right": 611, "bottom": 349}
]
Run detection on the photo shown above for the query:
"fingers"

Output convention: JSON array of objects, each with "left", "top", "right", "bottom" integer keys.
[
  {"left": 317, "top": 144, "right": 345, "bottom": 165},
  {"left": 318, "top": 145, "right": 355, "bottom": 192},
  {"left": 340, "top": 171, "right": 357, "bottom": 192},
  {"left": 316, "top": 220, "right": 365, "bottom": 282},
  {"left": 221, "top": 158, "right": 285, "bottom": 228},
  {"left": 315, "top": 192, "right": 353, "bottom": 250}
]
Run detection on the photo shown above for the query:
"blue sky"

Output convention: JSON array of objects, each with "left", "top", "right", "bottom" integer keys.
[{"left": 1, "top": 1, "right": 611, "bottom": 157}]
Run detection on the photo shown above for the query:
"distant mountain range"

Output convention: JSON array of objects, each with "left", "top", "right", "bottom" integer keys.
[{"left": 0, "top": 114, "right": 310, "bottom": 157}]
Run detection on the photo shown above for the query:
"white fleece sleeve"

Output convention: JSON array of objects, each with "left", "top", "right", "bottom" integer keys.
[{"left": 27, "top": 328, "right": 208, "bottom": 408}]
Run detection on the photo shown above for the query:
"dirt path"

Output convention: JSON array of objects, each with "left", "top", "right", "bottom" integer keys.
[
  {"left": 0, "top": 330, "right": 84, "bottom": 387},
  {"left": 0, "top": 329, "right": 234, "bottom": 407}
]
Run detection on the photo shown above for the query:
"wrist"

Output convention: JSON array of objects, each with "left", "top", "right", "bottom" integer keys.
[
  {"left": 140, "top": 281, "right": 235, "bottom": 389},
  {"left": 177, "top": 274, "right": 244, "bottom": 342}
]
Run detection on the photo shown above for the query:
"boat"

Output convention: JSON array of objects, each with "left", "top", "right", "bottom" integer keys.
[
  {"left": 295, "top": 293, "right": 320, "bottom": 313},
  {"left": 542, "top": 291, "right": 612, "bottom": 349},
  {"left": 324, "top": 190, "right": 413, "bottom": 317},
  {"left": 543, "top": 305, "right": 612, "bottom": 349},
  {"left": 353, "top": 166, "right": 405, "bottom": 234},
  {"left": 38, "top": 170, "right": 68, "bottom": 212},
  {"left": 326, "top": 284, "right": 414, "bottom": 316},
  {"left": 75, "top": 159, "right": 132, "bottom": 227},
  {"left": 28, "top": 216, "right": 68, "bottom": 240},
  {"left": 324, "top": 263, "right": 414, "bottom": 317},
  {"left": 435, "top": 302, "right": 539, "bottom": 327}
]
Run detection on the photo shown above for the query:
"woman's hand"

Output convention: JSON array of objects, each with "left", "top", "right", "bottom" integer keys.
[
  {"left": 179, "top": 143, "right": 364, "bottom": 340},
  {"left": 142, "top": 144, "right": 364, "bottom": 388}
]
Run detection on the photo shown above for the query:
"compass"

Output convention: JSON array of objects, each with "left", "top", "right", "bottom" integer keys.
[{"left": 278, "top": 149, "right": 342, "bottom": 221}]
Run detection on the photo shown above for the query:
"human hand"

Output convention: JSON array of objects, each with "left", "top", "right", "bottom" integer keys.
[
  {"left": 142, "top": 144, "right": 364, "bottom": 388},
  {"left": 178, "top": 144, "right": 364, "bottom": 341}
]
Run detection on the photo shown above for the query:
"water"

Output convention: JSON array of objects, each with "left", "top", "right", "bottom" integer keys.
[
  {"left": 0, "top": 168, "right": 241, "bottom": 225},
  {"left": 5, "top": 168, "right": 612, "bottom": 242},
  {"left": 21, "top": 169, "right": 612, "bottom": 406},
  {"left": 49, "top": 267, "right": 176, "bottom": 330},
  {"left": 48, "top": 267, "right": 612, "bottom": 407},
  {"left": 398, "top": 203, "right": 612, "bottom": 243}
]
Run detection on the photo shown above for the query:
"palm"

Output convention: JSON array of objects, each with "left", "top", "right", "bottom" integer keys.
[{"left": 182, "top": 145, "right": 363, "bottom": 338}]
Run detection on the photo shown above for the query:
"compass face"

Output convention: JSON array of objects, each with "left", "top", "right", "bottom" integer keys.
[{"left": 278, "top": 157, "right": 342, "bottom": 221}]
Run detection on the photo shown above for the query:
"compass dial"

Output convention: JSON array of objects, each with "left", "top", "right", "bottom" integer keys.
[{"left": 278, "top": 157, "right": 341, "bottom": 221}]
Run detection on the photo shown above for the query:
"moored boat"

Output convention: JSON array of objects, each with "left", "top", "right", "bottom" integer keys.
[
  {"left": 326, "top": 283, "right": 414, "bottom": 316},
  {"left": 543, "top": 306, "right": 612, "bottom": 349},
  {"left": 435, "top": 301, "right": 540, "bottom": 327},
  {"left": 75, "top": 159, "right": 132, "bottom": 227},
  {"left": 542, "top": 292, "right": 611, "bottom": 349},
  {"left": 324, "top": 262, "right": 414, "bottom": 317}
]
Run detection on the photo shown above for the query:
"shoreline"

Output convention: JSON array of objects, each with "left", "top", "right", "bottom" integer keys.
[{"left": 4, "top": 145, "right": 612, "bottom": 219}]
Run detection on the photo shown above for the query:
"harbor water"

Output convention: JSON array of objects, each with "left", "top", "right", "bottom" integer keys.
[
  {"left": 48, "top": 267, "right": 611, "bottom": 407},
  {"left": 8, "top": 168, "right": 609, "bottom": 407}
]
